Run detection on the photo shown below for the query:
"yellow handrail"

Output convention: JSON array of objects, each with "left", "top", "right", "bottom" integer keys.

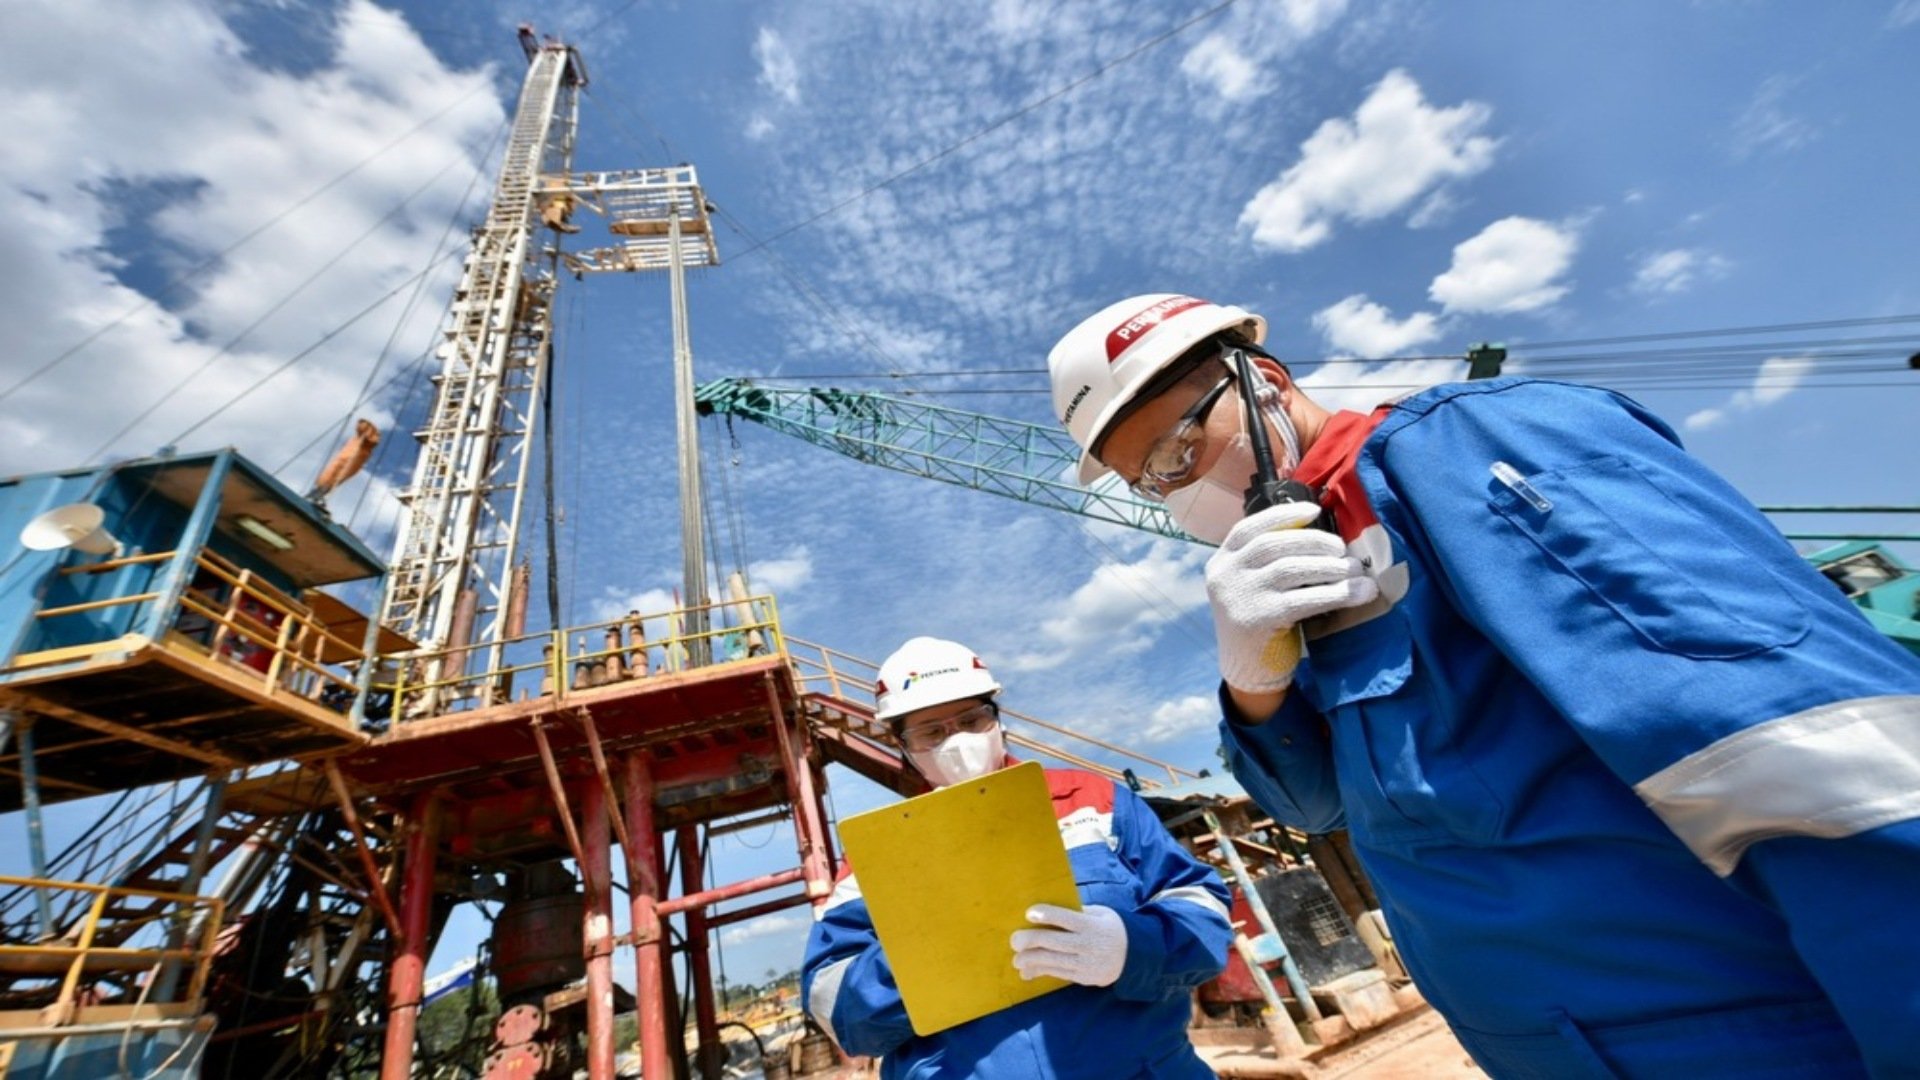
[
  {"left": 382, "top": 594, "right": 790, "bottom": 722},
  {"left": 0, "top": 874, "right": 224, "bottom": 1026}
]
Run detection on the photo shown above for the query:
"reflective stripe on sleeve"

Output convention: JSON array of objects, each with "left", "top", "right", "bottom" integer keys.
[
  {"left": 806, "top": 956, "right": 854, "bottom": 1044},
  {"left": 819, "top": 874, "right": 863, "bottom": 919},
  {"left": 1634, "top": 695, "right": 1920, "bottom": 876},
  {"left": 1148, "top": 883, "right": 1230, "bottom": 923}
]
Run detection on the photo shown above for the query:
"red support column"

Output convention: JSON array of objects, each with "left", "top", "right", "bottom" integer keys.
[
  {"left": 582, "top": 780, "right": 616, "bottom": 1080},
  {"left": 380, "top": 789, "right": 439, "bottom": 1080},
  {"left": 678, "top": 827, "right": 723, "bottom": 1080},
  {"left": 764, "top": 677, "right": 832, "bottom": 900},
  {"left": 812, "top": 764, "right": 839, "bottom": 871},
  {"left": 622, "top": 754, "right": 671, "bottom": 1080}
]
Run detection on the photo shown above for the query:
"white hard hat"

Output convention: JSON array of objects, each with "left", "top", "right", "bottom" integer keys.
[
  {"left": 873, "top": 637, "right": 1001, "bottom": 723},
  {"left": 1047, "top": 293, "right": 1265, "bottom": 484}
]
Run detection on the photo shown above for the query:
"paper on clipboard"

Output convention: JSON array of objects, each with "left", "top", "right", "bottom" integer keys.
[{"left": 837, "top": 761, "right": 1081, "bottom": 1036}]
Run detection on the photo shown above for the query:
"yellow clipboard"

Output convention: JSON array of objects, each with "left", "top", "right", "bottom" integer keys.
[{"left": 837, "top": 761, "right": 1081, "bottom": 1036}]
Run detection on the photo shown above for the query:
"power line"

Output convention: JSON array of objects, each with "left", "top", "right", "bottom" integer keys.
[
  {"left": 273, "top": 350, "right": 433, "bottom": 477},
  {"left": 0, "top": 77, "right": 494, "bottom": 407},
  {"left": 286, "top": 118, "right": 511, "bottom": 485},
  {"left": 80, "top": 147, "right": 480, "bottom": 465},
  {"left": 1507, "top": 313, "right": 1920, "bottom": 353},
  {"left": 162, "top": 247, "right": 467, "bottom": 451}
]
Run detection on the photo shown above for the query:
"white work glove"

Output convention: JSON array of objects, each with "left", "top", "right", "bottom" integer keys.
[
  {"left": 1009, "top": 904, "right": 1127, "bottom": 988},
  {"left": 1206, "top": 501, "right": 1378, "bottom": 693}
]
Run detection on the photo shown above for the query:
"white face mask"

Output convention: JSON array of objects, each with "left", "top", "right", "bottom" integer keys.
[
  {"left": 909, "top": 727, "right": 1005, "bottom": 787},
  {"left": 1164, "top": 384, "right": 1300, "bottom": 545}
]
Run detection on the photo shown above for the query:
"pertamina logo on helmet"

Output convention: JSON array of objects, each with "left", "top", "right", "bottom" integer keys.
[
  {"left": 1104, "top": 295, "right": 1206, "bottom": 362},
  {"left": 899, "top": 666, "right": 960, "bottom": 691}
]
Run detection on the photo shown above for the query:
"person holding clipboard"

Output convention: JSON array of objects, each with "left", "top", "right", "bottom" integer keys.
[{"left": 801, "top": 637, "right": 1231, "bottom": 1079}]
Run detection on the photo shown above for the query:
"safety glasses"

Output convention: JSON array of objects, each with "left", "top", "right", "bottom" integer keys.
[
  {"left": 1127, "top": 372, "right": 1234, "bottom": 502},
  {"left": 898, "top": 701, "right": 999, "bottom": 752}
]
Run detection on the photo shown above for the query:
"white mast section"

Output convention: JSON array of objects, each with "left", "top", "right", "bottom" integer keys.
[{"left": 381, "top": 42, "right": 584, "bottom": 670}]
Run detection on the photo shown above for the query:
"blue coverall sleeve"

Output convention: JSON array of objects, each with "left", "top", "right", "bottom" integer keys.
[
  {"left": 1368, "top": 379, "right": 1920, "bottom": 1074},
  {"left": 1216, "top": 683, "right": 1347, "bottom": 834},
  {"left": 1107, "top": 786, "right": 1233, "bottom": 1003},
  {"left": 800, "top": 877, "right": 915, "bottom": 1058}
]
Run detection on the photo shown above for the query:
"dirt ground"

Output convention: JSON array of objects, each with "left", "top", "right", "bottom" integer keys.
[
  {"left": 1314, "top": 1010, "right": 1483, "bottom": 1079},
  {"left": 1196, "top": 1007, "right": 1484, "bottom": 1079}
]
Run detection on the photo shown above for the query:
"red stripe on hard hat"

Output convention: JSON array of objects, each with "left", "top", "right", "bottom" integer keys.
[{"left": 1104, "top": 295, "right": 1206, "bottom": 362}]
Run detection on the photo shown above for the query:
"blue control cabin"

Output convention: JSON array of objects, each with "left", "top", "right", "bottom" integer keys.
[{"left": 0, "top": 449, "right": 405, "bottom": 810}]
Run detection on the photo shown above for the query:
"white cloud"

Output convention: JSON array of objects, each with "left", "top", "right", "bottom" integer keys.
[
  {"left": 754, "top": 27, "right": 801, "bottom": 105},
  {"left": 1732, "top": 75, "right": 1817, "bottom": 158},
  {"left": 1892, "top": 0, "right": 1920, "bottom": 27},
  {"left": 1181, "top": 36, "right": 1263, "bottom": 102},
  {"left": 0, "top": 0, "right": 502, "bottom": 489},
  {"left": 1295, "top": 356, "right": 1464, "bottom": 414},
  {"left": 1179, "top": 0, "right": 1347, "bottom": 104},
  {"left": 1406, "top": 188, "right": 1459, "bottom": 230},
  {"left": 749, "top": 547, "right": 815, "bottom": 594},
  {"left": 1312, "top": 294, "right": 1441, "bottom": 357},
  {"left": 1238, "top": 69, "right": 1497, "bottom": 252},
  {"left": 719, "top": 909, "right": 810, "bottom": 948},
  {"left": 744, "top": 113, "right": 775, "bottom": 140},
  {"left": 590, "top": 586, "right": 679, "bottom": 625},
  {"left": 1429, "top": 216, "right": 1579, "bottom": 314},
  {"left": 1630, "top": 248, "right": 1731, "bottom": 296},
  {"left": 1142, "top": 694, "right": 1218, "bottom": 744},
  {"left": 1683, "top": 355, "right": 1815, "bottom": 431},
  {"left": 1279, "top": 0, "right": 1352, "bottom": 37},
  {"left": 1005, "top": 541, "right": 1208, "bottom": 672}
]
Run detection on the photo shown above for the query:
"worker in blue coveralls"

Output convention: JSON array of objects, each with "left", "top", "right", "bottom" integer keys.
[
  {"left": 1046, "top": 293, "right": 1920, "bottom": 1079},
  {"left": 800, "top": 636, "right": 1232, "bottom": 1079}
]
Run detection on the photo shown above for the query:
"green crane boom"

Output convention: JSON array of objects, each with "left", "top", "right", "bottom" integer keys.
[{"left": 693, "top": 378, "right": 1194, "bottom": 542}]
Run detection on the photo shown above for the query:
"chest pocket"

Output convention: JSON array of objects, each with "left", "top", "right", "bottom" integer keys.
[
  {"left": 1067, "top": 840, "right": 1137, "bottom": 911},
  {"left": 1489, "top": 455, "right": 1809, "bottom": 659},
  {"left": 1307, "top": 611, "right": 1506, "bottom": 848}
]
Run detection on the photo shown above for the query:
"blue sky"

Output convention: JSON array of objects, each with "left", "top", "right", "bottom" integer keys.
[{"left": 3, "top": 0, "right": 1917, "bottom": 991}]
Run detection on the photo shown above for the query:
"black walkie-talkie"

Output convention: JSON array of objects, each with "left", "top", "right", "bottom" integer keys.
[{"left": 1227, "top": 347, "right": 1333, "bottom": 533}]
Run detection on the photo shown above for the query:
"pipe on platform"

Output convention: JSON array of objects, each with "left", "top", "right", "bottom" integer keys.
[
  {"left": 380, "top": 789, "right": 440, "bottom": 1080},
  {"left": 622, "top": 754, "right": 671, "bottom": 1080},
  {"left": 763, "top": 676, "right": 832, "bottom": 900},
  {"left": 603, "top": 627, "right": 625, "bottom": 683},
  {"left": 582, "top": 781, "right": 617, "bottom": 1080},
  {"left": 626, "top": 611, "right": 649, "bottom": 677}
]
